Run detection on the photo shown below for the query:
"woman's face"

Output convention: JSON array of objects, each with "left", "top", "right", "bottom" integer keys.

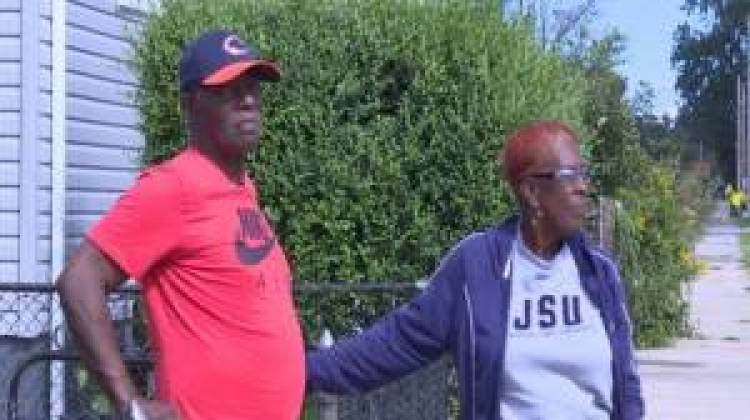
[{"left": 522, "top": 136, "right": 590, "bottom": 239}]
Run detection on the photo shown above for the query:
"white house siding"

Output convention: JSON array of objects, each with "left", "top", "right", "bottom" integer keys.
[
  {"left": 37, "top": 0, "right": 51, "bottom": 286},
  {"left": 0, "top": 0, "right": 22, "bottom": 285},
  {"left": 0, "top": 0, "right": 146, "bottom": 337},
  {"left": 0, "top": 0, "right": 54, "bottom": 335},
  {"left": 63, "top": 0, "right": 144, "bottom": 260},
  {"left": 0, "top": 0, "right": 30, "bottom": 337},
  {"left": 0, "top": 0, "right": 150, "bottom": 285}
]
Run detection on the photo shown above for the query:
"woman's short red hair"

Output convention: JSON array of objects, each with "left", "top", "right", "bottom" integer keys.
[{"left": 500, "top": 120, "right": 577, "bottom": 187}]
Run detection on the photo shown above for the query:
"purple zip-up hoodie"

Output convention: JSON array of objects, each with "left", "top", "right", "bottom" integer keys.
[{"left": 306, "top": 216, "right": 645, "bottom": 420}]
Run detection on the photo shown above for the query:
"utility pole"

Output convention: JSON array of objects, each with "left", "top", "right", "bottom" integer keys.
[
  {"left": 745, "top": 15, "right": 750, "bottom": 192},
  {"left": 739, "top": 16, "right": 750, "bottom": 192},
  {"left": 737, "top": 74, "right": 743, "bottom": 188},
  {"left": 540, "top": 0, "right": 547, "bottom": 48}
]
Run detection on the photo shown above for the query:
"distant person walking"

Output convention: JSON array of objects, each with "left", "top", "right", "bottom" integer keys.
[
  {"left": 728, "top": 185, "right": 745, "bottom": 218},
  {"left": 57, "top": 29, "right": 305, "bottom": 419},
  {"left": 724, "top": 183, "right": 733, "bottom": 201}
]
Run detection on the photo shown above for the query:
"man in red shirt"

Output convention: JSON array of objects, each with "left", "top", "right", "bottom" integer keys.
[{"left": 57, "top": 29, "right": 305, "bottom": 420}]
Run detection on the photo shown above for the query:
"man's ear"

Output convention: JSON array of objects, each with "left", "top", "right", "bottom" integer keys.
[
  {"left": 180, "top": 92, "right": 198, "bottom": 130},
  {"left": 180, "top": 92, "right": 194, "bottom": 114}
]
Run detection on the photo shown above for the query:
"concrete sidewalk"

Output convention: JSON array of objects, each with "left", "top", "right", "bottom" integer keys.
[{"left": 638, "top": 209, "right": 750, "bottom": 419}]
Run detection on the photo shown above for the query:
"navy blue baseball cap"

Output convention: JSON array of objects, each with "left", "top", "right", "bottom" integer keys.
[{"left": 179, "top": 29, "right": 280, "bottom": 92}]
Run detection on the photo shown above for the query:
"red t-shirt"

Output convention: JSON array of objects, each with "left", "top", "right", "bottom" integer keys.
[{"left": 88, "top": 147, "right": 305, "bottom": 419}]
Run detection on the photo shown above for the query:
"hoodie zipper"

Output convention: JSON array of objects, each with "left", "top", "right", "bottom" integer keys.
[
  {"left": 589, "top": 251, "right": 622, "bottom": 419},
  {"left": 463, "top": 284, "right": 477, "bottom": 420},
  {"left": 496, "top": 251, "right": 513, "bottom": 420},
  {"left": 465, "top": 230, "right": 514, "bottom": 419}
]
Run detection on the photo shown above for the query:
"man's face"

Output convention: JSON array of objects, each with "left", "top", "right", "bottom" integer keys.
[
  {"left": 522, "top": 136, "right": 590, "bottom": 238},
  {"left": 191, "top": 74, "right": 263, "bottom": 157}
]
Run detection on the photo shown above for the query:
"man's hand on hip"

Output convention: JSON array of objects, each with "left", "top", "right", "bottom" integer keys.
[{"left": 121, "top": 399, "right": 180, "bottom": 420}]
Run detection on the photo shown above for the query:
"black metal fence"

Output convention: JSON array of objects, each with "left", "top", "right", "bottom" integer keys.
[
  {"left": 0, "top": 285, "right": 151, "bottom": 420},
  {"left": 0, "top": 283, "right": 453, "bottom": 420}
]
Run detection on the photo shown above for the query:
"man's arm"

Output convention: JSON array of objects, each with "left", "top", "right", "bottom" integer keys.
[
  {"left": 57, "top": 239, "right": 134, "bottom": 407},
  {"left": 57, "top": 239, "right": 178, "bottom": 419}
]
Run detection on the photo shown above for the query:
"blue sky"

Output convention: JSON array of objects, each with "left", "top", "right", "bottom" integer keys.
[
  {"left": 509, "top": 0, "right": 697, "bottom": 117},
  {"left": 589, "top": 0, "right": 690, "bottom": 117}
]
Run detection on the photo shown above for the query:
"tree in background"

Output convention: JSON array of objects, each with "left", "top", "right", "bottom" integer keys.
[
  {"left": 133, "top": 0, "right": 588, "bottom": 335},
  {"left": 561, "top": 19, "right": 704, "bottom": 346},
  {"left": 132, "top": 0, "right": 709, "bottom": 347},
  {"left": 503, "top": 0, "right": 597, "bottom": 51},
  {"left": 672, "top": 0, "right": 750, "bottom": 180},
  {"left": 632, "top": 81, "right": 682, "bottom": 164}
]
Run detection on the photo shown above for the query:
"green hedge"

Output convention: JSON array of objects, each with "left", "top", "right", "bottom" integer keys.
[
  {"left": 132, "top": 0, "right": 585, "bottom": 285},
  {"left": 132, "top": 0, "right": 705, "bottom": 346}
]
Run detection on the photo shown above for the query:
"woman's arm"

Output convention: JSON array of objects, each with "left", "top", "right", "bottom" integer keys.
[{"left": 306, "top": 249, "right": 463, "bottom": 394}]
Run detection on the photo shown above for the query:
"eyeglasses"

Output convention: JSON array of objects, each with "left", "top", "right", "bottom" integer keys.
[{"left": 527, "top": 167, "right": 591, "bottom": 184}]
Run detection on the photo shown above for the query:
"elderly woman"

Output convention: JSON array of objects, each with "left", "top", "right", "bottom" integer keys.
[{"left": 306, "top": 120, "right": 644, "bottom": 420}]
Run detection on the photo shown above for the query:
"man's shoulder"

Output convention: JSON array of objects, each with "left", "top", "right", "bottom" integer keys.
[
  {"left": 124, "top": 152, "right": 192, "bottom": 202},
  {"left": 135, "top": 149, "right": 195, "bottom": 186},
  {"left": 140, "top": 149, "right": 192, "bottom": 176}
]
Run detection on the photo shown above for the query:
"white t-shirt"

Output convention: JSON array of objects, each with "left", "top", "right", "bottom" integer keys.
[{"left": 499, "top": 237, "right": 613, "bottom": 420}]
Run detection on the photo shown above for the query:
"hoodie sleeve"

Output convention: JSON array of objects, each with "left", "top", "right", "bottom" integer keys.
[{"left": 306, "top": 245, "right": 464, "bottom": 395}]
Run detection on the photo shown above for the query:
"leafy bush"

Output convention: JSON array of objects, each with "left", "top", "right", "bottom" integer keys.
[
  {"left": 132, "top": 0, "right": 587, "bottom": 334},
  {"left": 132, "top": 0, "right": 709, "bottom": 347},
  {"left": 574, "top": 33, "right": 713, "bottom": 347},
  {"left": 612, "top": 160, "right": 701, "bottom": 347},
  {"left": 595, "top": 125, "right": 710, "bottom": 347}
]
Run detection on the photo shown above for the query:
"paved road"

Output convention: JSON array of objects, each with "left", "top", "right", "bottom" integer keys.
[{"left": 638, "top": 210, "right": 750, "bottom": 419}]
